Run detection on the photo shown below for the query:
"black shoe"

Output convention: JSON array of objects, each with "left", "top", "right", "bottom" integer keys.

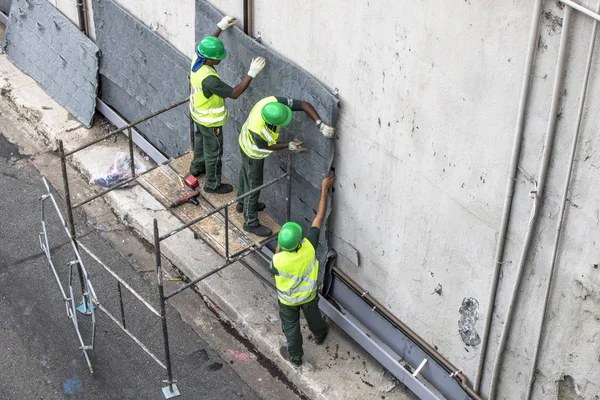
[
  {"left": 190, "top": 171, "right": 205, "bottom": 177},
  {"left": 244, "top": 224, "right": 272, "bottom": 237},
  {"left": 204, "top": 183, "right": 233, "bottom": 194},
  {"left": 236, "top": 202, "right": 266, "bottom": 213},
  {"left": 279, "top": 346, "right": 302, "bottom": 366},
  {"left": 314, "top": 327, "right": 329, "bottom": 345}
]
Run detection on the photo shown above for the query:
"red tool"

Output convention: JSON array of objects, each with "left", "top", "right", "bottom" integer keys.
[
  {"left": 170, "top": 191, "right": 200, "bottom": 208},
  {"left": 183, "top": 173, "right": 199, "bottom": 189}
]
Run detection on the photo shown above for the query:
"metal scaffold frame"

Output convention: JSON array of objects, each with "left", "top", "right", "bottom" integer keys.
[{"left": 49, "top": 98, "right": 292, "bottom": 398}]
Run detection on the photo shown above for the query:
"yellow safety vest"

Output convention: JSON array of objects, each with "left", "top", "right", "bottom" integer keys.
[
  {"left": 238, "top": 96, "right": 280, "bottom": 159},
  {"left": 189, "top": 58, "right": 229, "bottom": 127},
  {"left": 272, "top": 238, "right": 319, "bottom": 306}
]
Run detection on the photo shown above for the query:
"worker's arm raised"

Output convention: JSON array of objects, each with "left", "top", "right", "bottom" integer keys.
[
  {"left": 300, "top": 101, "right": 336, "bottom": 139},
  {"left": 211, "top": 16, "right": 236, "bottom": 37},
  {"left": 228, "top": 57, "right": 266, "bottom": 99},
  {"left": 275, "top": 98, "right": 336, "bottom": 139},
  {"left": 312, "top": 171, "right": 335, "bottom": 229}
]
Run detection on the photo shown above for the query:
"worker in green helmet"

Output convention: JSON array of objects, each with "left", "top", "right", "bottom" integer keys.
[
  {"left": 270, "top": 171, "right": 335, "bottom": 366},
  {"left": 189, "top": 15, "right": 266, "bottom": 194},
  {"left": 237, "top": 96, "right": 336, "bottom": 236}
]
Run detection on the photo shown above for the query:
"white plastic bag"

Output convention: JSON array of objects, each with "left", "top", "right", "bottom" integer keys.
[{"left": 90, "top": 152, "right": 144, "bottom": 188}]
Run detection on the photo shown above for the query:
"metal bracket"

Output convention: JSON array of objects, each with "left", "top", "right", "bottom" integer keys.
[
  {"left": 412, "top": 358, "right": 428, "bottom": 377},
  {"left": 253, "top": 31, "right": 262, "bottom": 43},
  {"left": 76, "top": 298, "right": 96, "bottom": 315},
  {"left": 96, "top": 100, "right": 168, "bottom": 164},
  {"left": 162, "top": 383, "right": 180, "bottom": 399},
  {"left": 332, "top": 87, "right": 340, "bottom": 97}
]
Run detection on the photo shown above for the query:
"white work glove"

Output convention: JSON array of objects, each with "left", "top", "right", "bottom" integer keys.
[
  {"left": 247, "top": 57, "right": 266, "bottom": 78},
  {"left": 217, "top": 16, "right": 236, "bottom": 31},
  {"left": 316, "top": 119, "right": 336, "bottom": 139},
  {"left": 288, "top": 138, "right": 307, "bottom": 153}
]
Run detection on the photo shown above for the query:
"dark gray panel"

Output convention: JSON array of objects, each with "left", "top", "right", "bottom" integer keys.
[
  {"left": 195, "top": 1, "right": 339, "bottom": 265},
  {"left": 0, "top": 0, "right": 11, "bottom": 16},
  {"left": 92, "top": 0, "right": 190, "bottom": 158},
  {"left": 2, "top": 0, "right": 98, "bottom": 127}
]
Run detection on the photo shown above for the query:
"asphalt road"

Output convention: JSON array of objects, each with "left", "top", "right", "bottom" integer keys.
[{"left": 0, "top": 131, "right": 260, "bottom": 399}]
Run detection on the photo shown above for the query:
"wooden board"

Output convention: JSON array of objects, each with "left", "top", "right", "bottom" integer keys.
[
  {"left": 138, "top": 151, "right": 281, "bottom": 256},
  {"left": 169, "top": 152, "right": 281, "bottom": 245},
  {"left": 138, "top": 165, "right": 251, "bottom": 257}
]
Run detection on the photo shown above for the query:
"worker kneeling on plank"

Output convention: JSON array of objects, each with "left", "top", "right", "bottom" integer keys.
[
  {"left": 189, "top": 15, "right": 266, "bottom": 194},
  {"left": 271, "top": 172, "right": 335, "bottom": 366},
  {"left": 237, "top": 96, "right": 336, "bottom": 236}
]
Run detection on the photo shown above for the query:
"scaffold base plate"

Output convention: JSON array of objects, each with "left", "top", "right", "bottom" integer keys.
[{"left": 162, "top": 384, "right": 180, "bottom": 399}]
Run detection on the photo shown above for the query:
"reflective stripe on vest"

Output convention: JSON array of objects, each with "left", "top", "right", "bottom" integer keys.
[
  {"left": 272, "top": 238, "right": 319, "bottom": 306},
  {"left": 239, "top": 96, "right": 280, "bottom": 159},
  {"left": 189, "top": 59, "right": 229, "bottom": 127}
]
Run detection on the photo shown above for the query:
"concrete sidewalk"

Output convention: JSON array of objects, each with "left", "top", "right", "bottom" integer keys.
[{"left": 0, "top": 27, "right": 415, "bottom": 400}]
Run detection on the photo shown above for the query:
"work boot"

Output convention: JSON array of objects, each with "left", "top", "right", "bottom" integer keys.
[
  {"left": 190, "top": 170, "right": 205, "bottom": 177},
  {"left": 236, "top": 202, "right": 266, "bottom": 213},
  {"left": 314, "top": 327, "right": 329, "bottom": 345},
  {"left": 244, "top": 224, "right": 272, "bottom": 237},
  {"left": 204, "top": 183, "right": 233, "bottom": 194},
  {"left": 279, "top": 346, "right": 302, "bottom": 366}
]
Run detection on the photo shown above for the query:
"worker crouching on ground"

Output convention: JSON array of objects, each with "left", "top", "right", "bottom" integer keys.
[
  {"left": 271, "top": 171, "right": 335, "bottom": 366},
  {"left": 189, "top": 15, "right": 266, "bottom": 194},
  {"left": 237, "top": 96, "right": 336, "bottom": 236}
]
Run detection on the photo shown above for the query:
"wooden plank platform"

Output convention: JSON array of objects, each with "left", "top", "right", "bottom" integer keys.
[
  {"left": 138, "top": 151, "right": 281, "bottom": 256},
  {"left": 169, "top": 152, "right": 281, "bottom": 243}
]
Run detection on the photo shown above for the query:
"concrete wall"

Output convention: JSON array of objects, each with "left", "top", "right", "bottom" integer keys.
[{"left": 41, "top": 0, "right": 600, "bottom": 398}]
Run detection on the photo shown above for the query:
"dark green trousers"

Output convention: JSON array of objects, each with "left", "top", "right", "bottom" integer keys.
[
  {"left": 278, "top": 296, "right": 328, "bottom": 362},
  {"left": 237, "top": 149, "right": 264, "bottom": 228},
  {"left": 189, "top": 122, "right": 224, "bottom": 190}
]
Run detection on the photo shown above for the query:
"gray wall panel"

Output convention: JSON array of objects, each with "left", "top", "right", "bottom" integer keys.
[
  {"left": 195, "top": 1, "right": 339, "bottom": 264},
  {"left": 2, "top": 0, "right": 98, "bottom": 127},
  {"left": 92, "top": 0, "right": 190, "bottom": 158},
  {"left": 0, "top": 0, "right": 11, "bottom": 16}
]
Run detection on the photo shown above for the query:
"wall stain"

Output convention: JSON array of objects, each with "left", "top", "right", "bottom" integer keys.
[
  {"left": 557, "top": 375, "right": 584, "bottom": 400},
  {"left": 544, "top": 10, "right": 563, "bottom": 36},
  {"left": 458, "top": 297, "right": 481, "bottom": 347}
]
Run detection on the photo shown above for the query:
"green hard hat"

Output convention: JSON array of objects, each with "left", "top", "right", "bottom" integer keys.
[
  {"left": 278, "top": 222, "right": 303, "bottom": 251},
  {"left": 261, "top": 102, "right": 292, "bottom": 127},
  {"left": 197, "top": 36, "right": 227, "bottom": 60}
]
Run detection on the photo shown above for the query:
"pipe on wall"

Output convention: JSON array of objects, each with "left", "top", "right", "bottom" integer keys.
[
  {"left": 525, "top": 2, "right": 600, "bottom": 398},
  {"left": 474, "top": 0, "right": 545, "bottom": 391},
  {"left": 76, "top": 0, "right": 89, "bottom": 36},
  {"left": 243, "top": 0, "right": 253, "bottom": 36},
  {"left": 487, "top": 6, "right": 573, "bottom": 399}
]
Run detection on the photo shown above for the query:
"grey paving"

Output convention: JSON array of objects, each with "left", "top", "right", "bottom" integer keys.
[
  {"left": 195, "top": 1, "right": 339, "bottom": 267},
  {"left": 92, "top": 0, "right": 191, "bottom": 158},
  {"left": 0, "top": 131, "right": 260, "bottom": 399},
  {"left": 1, "top": 0, "right": 98, "bottom": 127}
]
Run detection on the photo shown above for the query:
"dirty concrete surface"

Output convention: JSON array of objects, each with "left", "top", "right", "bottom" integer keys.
[
  {"left": 0, "top": 67, "right": 301, "bottom": 400},
  {"left": 0, "top": 129, "right": 269, "bottom": 399}
]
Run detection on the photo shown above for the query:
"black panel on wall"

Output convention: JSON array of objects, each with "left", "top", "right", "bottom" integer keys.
[
  {"left": 195, "top": 1, "right": 339, "bottom": 266},
  {"left": 2, "top": 0, "right": 99, "bottom": 127},
  {"left": 92, "top": 0, "right": 191, "bottom": 158}
]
